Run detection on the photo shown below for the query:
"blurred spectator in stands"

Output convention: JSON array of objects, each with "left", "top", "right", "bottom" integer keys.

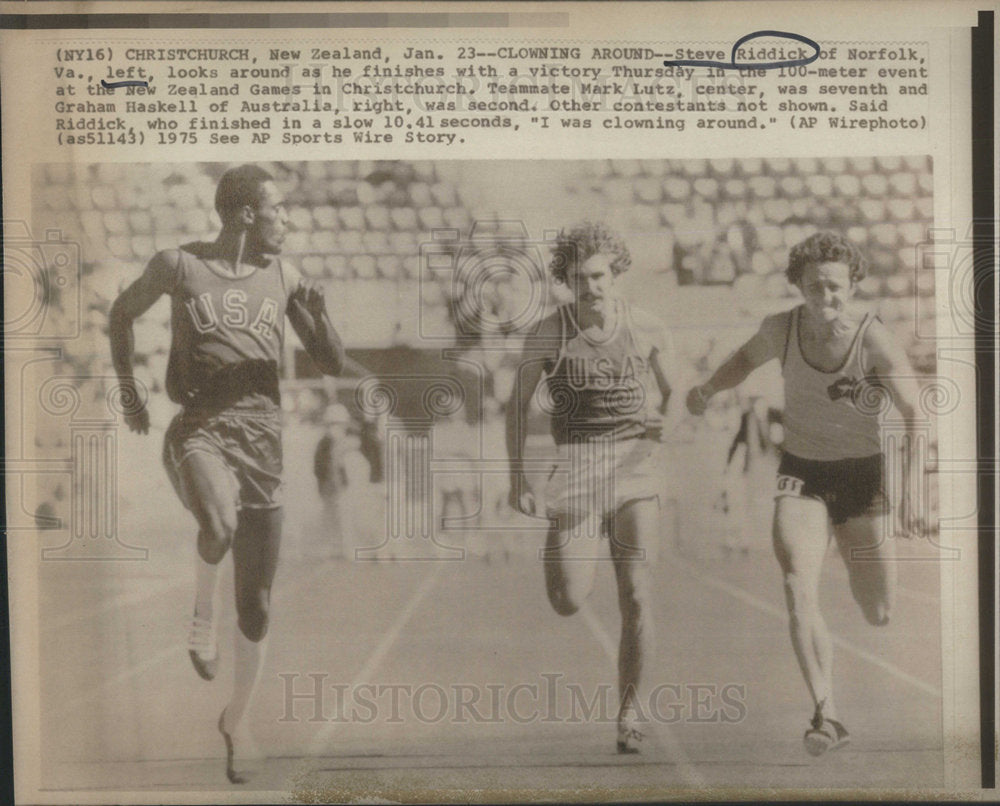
[
  {"left": 313, "top": 403, "right": 353, "bottom": 559},
  {"left": 720, "top": 394, "right": 782, "bottom": 557},
  {"left": 359, "top": 413, "right": 386, "bottom": 484},
  {"left": 709, "top": 220, "right": 759, "bottom": 283}
]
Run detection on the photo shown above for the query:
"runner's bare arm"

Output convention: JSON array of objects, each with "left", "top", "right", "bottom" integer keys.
[
  {"left": 686, "top": 310, "right": 790, "bottom": 415},
  {"left": 631, "top": 309, "right": 676, "bottom": 417},
  {"left": 864, "top": 319, "right": 928, "bottom": 535},
  {"left": 505, "top": 315, "right": 560, "bottom": 513},
  {"left": 285, "top": 267, "right": 346, "bottom": 377},
  {"left": 108, "top": 250, "right": 179, "bottom": 434}
]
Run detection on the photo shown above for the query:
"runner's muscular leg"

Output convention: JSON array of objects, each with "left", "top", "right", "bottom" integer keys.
[
  {"left": 181, "top": 451, "right": 239, "bottom": 564},
  {"left": 232, "top": 507, "right": 283, "bottom": 642},
  {"left": 542, "top": 510, "right": 604, "bottom": 616},
  {"left": 773, "top": 494, "right": 835, "bottom": 712},
  {"left": 610, "top": 497, "right": 659, "bottom": 716},
  {"left": 833, "top": 513, "right": 896, "bottom": 626}
]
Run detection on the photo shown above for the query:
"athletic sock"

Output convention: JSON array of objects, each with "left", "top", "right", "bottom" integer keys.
[
  {"left": 814, "top": 695, "right": 838, "bottom": 723},
  {"left": 222, "top": 631, "right": 268, "bottom": 735},
  {"left": 194, "top": 555, "right": 220, "bottom": 621},
  {"left": 822, "top": 698, "right": 839, "bottom": 722}
]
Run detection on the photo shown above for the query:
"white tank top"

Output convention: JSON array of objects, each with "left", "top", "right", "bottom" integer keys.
[{"left": 781, "top": 306, "right": 882, "bottom": 461}]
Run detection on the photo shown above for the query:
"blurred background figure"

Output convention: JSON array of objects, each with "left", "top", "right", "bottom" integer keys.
[
  {"left": 359, "top": 413, "right": 386, "bottom": 485},
  {"left": 354, "top": 412, "right": 388, "bottom": 559},
  {"left": 481, "top": 396, "right": 517, "bottom": 563},
  {"left": 719, "top": 394, "right": 781, "bottom": 557},
  {"left": 341, "top": 412, "right": 379, "bottom": 560},
  {"left": 434, "top": 402, "right": 485, "bottom": 561},
  {"left": 313, "top": 403, "right": 354, "bottom": 560}
]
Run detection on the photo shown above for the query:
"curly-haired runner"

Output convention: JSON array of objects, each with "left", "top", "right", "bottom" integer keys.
[
  {"left": 686, "top": 231, "right": 927, "bottom": 756},
  {"left": 506, "top": 222, "right": 678, "bottom": 753}
]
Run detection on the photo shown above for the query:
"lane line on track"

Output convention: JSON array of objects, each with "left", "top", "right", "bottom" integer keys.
[
  {"left": 306, "top": 562, "right": 445, "bottom": 756},
  {"left": 578, "top": 602, "right": 707, "bottom": 788},
  {"left": 664, "top": 554, "right": 942, "bottom": 698},
  {"left": 50, "top": 563, "right": 330, "bottom": 722},
  {"left": 55, "top": 642, "right": 186, "bottom": 721},
  {"left": 827, "top": 560, "right": 941, "bottom": 606}
]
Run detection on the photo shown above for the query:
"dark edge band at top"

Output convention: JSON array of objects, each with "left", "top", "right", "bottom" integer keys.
[{"left": 0, "top": 12, "right": 569, "bottom": 30}]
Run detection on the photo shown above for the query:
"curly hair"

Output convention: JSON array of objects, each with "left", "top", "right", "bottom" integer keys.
[
  {"left": 549, "top": 222, "right": 632, "bottom": 283},
  {"left": 786, "top": 231, "right": 867, "bottom": 285},
  {"left": 214, "top": 164, "right": 274, "bottom": 225}
]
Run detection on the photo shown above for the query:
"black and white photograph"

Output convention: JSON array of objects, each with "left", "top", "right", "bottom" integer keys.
[
  {"left": 1, "top": 2, "right": 993, "bottom": 803},
  {"left": 17, "top": 153, "right": 952, "bottom": 794}
]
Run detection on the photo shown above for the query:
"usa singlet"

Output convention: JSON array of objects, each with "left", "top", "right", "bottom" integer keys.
[
  {"left": 543, "top": 300, "right": 662, "bottom": 445},
  {"left": 165, "top": 243, "right": 288, "bottom": 411},
  {"left": 781, "top": 305, "right": 882, "bottom": 461}
]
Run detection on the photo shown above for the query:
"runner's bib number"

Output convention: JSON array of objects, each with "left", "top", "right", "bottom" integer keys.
[{"left": 776, "top": 475, "right": 805, "bottom": 495}]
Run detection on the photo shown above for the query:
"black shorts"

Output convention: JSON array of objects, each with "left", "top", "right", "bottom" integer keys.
[
  {"left": 163, "top": 409, "right": 283, "bottom": 510},
  {"left": 776, "top": 452, "right": 887, "bottom": 525}
]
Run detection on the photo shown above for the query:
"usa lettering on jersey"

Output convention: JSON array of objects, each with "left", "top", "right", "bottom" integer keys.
[
  {"left": 563, "top": 354, "right": 649, "bottom": 389},
  {"left": 184, "top": 289, "right": 280, "bottom": 338}
]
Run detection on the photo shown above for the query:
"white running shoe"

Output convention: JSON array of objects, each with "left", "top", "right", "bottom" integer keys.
[
  {"left": 617, "top": 710, "right": 645, "bottom": 755},
  {"left": 187, "top": 616, "right": 218, "bottom": 681},
  {"left": 616, "top": 723, "right": 644, "bottom": 755},
  {"left": 803, "top": 702, "right": 850, "bottom": 757}
]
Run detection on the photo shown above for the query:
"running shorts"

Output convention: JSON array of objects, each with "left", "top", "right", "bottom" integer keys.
[
  {"left": 776, "top": 452, "right": 887, "bottom": 525},
  {"left": 544, "top": 435, "right": 665, "bottom": 523},
  {"left": 163, "top": 409, "right": 283, "bottom": 510}
]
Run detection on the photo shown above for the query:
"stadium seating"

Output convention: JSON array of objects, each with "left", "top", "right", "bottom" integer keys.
[{"left": 31, "top": 157, "right": 938, "bottom": 407}]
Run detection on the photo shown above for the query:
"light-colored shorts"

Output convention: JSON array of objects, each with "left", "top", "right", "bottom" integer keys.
[{"left": 544, "top": 436, "right": 666, "bottom": 525}]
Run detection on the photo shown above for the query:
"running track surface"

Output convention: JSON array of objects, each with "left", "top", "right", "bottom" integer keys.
[{"left": 33, "top": 432, "right": 946, "bottom": 800}]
